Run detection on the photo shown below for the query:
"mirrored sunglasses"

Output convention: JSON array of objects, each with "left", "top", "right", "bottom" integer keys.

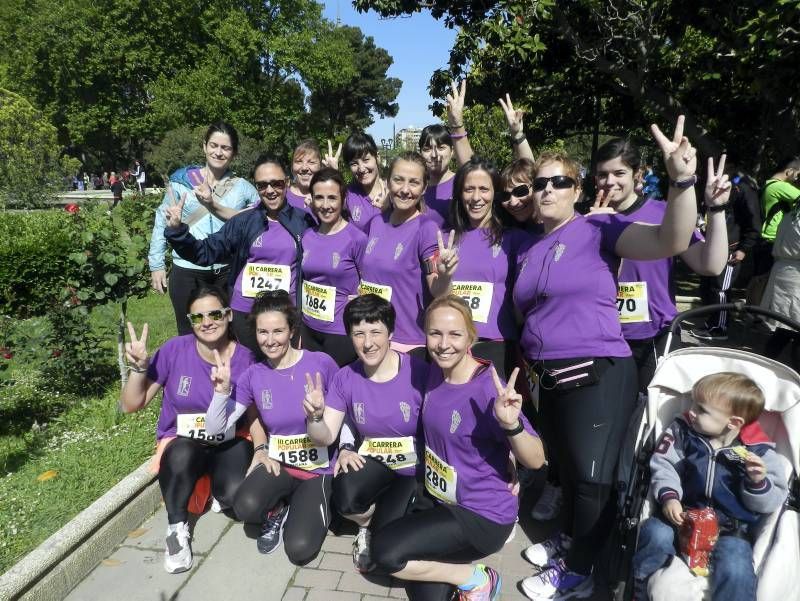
[{"left": 186, "top": 308, "right": 231, "bottom": 326}]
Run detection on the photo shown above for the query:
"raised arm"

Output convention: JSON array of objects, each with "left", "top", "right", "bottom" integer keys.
[
  {"left": 204, "top": 350, "right": 249, "bottom": 434},
  {"left": 447, "top": 80, "right": 474, "bottom": 166},
  {"left": 119, "top": 322, "right": 162, "bottom": 412},
  {"left": 491, "top": 367, "right": 545, "bottom": 470},
  {"left": 682, "top": 155, "right": 730, "bottom": 275},
  {"left": 499, "top": 94, "right": 534, "bottom": 161},
  {"left": 303, "top": 372, "right": 345, "bottom": 447},
  {"left": 426, "top": 229, "right": 458, "bottom": 298},
  {"left": 163, "top": 193, "right": 236, "bottom": 267}
]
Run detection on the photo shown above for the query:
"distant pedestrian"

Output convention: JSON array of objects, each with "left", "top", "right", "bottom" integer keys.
[
  {"left": 102, "top": 171, "right": 109, "bottom": 189},
  {"left": 110, "top": 172, "right": 125, "bottom": 209},
  {"left": 132, "top": 160, "right": 146, "bottom": 193}
]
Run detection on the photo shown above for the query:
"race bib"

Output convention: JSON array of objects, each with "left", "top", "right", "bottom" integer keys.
[
  {"left": 241, "top": 263, "right": 291, "bottom": 298},
  {"left": 617, "top": 281, "right": 651, "bottom": 323},
  {"left": 358, "top": 436, "right": 417, "bottom": 470},
  {"left": 424, "top": 447, "right": 458, "bottom": 504},
  {"left": 268, "top": 433, "right": 329, "bottom": 471},
  {"left": 358, "top": 280, "right": 392, "bottom": 302},
  {"left": 302, "top": 281, "right": 336, "bottom": 322},
  {"left": 451, "top": 281, "right": 494, "bottom": 323},
  {"left": 176, "top": 413, "right": 234, "bottom": 444}
]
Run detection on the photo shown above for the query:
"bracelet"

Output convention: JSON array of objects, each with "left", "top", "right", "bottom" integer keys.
[
  {"left": 254, "top": 443, "right": 267, "bottom": 453},
  {"left": 706, "top": 202, "right": 729, "bottom": 213},
  {"left": 669, "top": 175, "right": 698, "bottom": 189},
  {"left": 128, "top": 364, "right": 148, "bottom": 374},
  {"left": 450, "top": 131, "right": 468, "bottom": 140},
  {"left": 502, "top": 418, "right": 525, "bottom": 437},
  {"left": 307, "top": 413, "right": 323, "bottom": 423},
  {"left": 339, "top": 443, "right": 356, "bottom": 452},
  {"left": 511, "top": 133, "right": 527, "bottom": 145}
]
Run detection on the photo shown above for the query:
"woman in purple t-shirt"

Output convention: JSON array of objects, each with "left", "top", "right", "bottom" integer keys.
[
  {"left": 285, "top": 139, "right": 322, "bottom": 217},
  {"left": 342, "top": 132, "right": 390, "bottom": 232},
  {"left": 418, "top": 124, "right": 460, "bottom": 229},
  {"left": 500, "top": 158, "right": 538, "bottom": 225},
  {"left": 370, "top": 296, "right": 545, "bottom": 601},
  {"left": 120, "top": 286, "right": 257, "bottom": 574},
  {"left": 300, "top": 168, "right": 367, "bottom": 366},
  {"left": 303, "top": 295, "right": 428, "bottom": 574},
  {"left": 516, "top": 118, "right": 700, "bottom": 600}
]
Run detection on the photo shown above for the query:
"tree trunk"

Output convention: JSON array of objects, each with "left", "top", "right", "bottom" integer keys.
[{"left": 118, "top": 299, "right": 128, "bottom": 388}]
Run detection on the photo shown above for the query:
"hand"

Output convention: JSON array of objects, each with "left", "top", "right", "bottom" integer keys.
[
  {"left": 492, "top": 366, "right": 523, "bottom": 429},
  {"left": 302, "top": 372, "right": 325, "bottom": 420},
  {"left": 651, "top": 115, "right": 697, "bottom": 181},
  {"left": 150, "top": 270, "right": 167, "bottom": 293},
  {"left": 163, "top": 191, "right": 187, "bottom": 228},
  {"left": 498, "top": 93, "right": 524, "bottom": 137},
  {"left": 193, "top": 179, "right": 214, "bottom": 209},
  {"left": 248, "top": 448, "right": 281, "bottom": 476},
  {"left": 322, "top": 140, "right": 342, "bottom": 169},
  {"left": 704, "top": 154, "right": 731, "bottom": 208},
  {"left": 436, "top": 229, "right": 459, "bottom": 278},
  {"left": 745, "top": 452, "right": 767, "bottom": 484},
  {"left": 334, "top": 448, "right": 365, "bottom": 475},
  {"left": 446, "top": 80, "right": 467, "bottom": 128},
  {"left": 589, "top": 188, "right": 616, "bottom": 215},
  {"left": 729, "top": 250, "right": 746, "bottom": 264},
  {"left": 125, "top": 322, "right": 149, "bottom": 370},
  {"left": 210, "top": 349, "right": 231, "bottom": 394},
  {"left": 663, "top": 498, "right": 685, "bottom": 526}
]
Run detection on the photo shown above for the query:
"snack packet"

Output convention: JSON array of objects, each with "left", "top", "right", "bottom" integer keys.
[{"left": 679, "top": 507, "right": 719, "bottom": 576}]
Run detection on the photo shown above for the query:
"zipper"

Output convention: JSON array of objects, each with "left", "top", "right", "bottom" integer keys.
[{"left": 695, "top": 434, "right": 717, "bottom": 502}]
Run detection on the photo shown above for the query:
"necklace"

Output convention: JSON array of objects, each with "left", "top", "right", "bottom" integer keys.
[{"left": 270, "top": 349, "right": 302, "bottom": 381}]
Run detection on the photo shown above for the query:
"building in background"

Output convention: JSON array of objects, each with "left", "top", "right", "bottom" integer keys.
[{"left": 396, "top": 126, "right": 422, "bottom": 151}]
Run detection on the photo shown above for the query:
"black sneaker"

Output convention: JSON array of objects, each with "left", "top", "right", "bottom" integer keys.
[
  {"left": 257, "top": 503, "right": 288, "bottom": 554},
  {"left": 689, "top": 327, "right": 728, "bottom": 341}
]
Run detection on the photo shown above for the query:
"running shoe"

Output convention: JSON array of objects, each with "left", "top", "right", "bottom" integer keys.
[
  {"left": 520, "top": 559, "right": 593, "bottom": 600},
  {"left": 458, "top": 565, "right": 502, "bottom": 601},
  {"left": 530, "top": 482, "right": 562, "bottom": 521},
  {"left": 352, "top": 526, "right": 374, "bottom": 573},
  {"left": 689, "top": 326, "right": 728, "bottom": 341},
  {"left": 257, "top": 503, "right": 288, "bottom": 554},
  {"left": 523, "top": 533, "right": 572, "bottom": 567},
  {"left": 163, "top": 521, "right": 192, "bottom": 573}
]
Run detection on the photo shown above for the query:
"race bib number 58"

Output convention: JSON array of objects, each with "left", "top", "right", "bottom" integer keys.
[
  {"left": 424, "top": 447, "right": 457, "bottom": 504},
  {"left": 451, "top": 281, "right": 493, "bottom": 323}
]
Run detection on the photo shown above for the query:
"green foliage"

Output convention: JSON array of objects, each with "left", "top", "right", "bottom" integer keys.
[{"left": 461, "top": 104, "right": 514, "bottom": 167}]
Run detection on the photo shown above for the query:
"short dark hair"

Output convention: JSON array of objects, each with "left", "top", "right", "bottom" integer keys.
[
  {"left": 451, "top": 156, "right": 506, "bottom": 246},
  {"left": 343, "top": 132, "right": 378, "bottom": 164},
  {"left": 343, "top": 294, "right": 396, "bottom": 335},
  {"left": 204, "top": 122, "right": 239, "bottom": 155},
  {"left": 185, "top": 285, "right": 230, "bottom": 314},
  {"left": 775, "top": 156, "right": 800, "bottom": 173},
  {"left": 418, "top": 124, "right": 453, "bottom": 151},
  {"left": 310, "top": 167, "right": 350, "bottom": 220},
  {"left": 248, "top": 290, "right": 300, "bottom": 332},
  {"left": 595, "top": 138, "right": 642, "bottom": 172},
  {"left": 252, "top": 154, "right": 288, "bottom": 179}
]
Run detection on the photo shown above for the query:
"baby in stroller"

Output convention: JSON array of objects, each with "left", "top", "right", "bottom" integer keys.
[{"left": 632, "top": 372, "right": 789, "bottom": 601}]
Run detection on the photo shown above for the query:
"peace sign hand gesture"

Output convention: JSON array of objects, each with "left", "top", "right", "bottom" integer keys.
[
  {"left": 498, "top": 93, "right": 524, "bottom": 137},
  {"left": 650, "top": 115, "right": 696, "bottom": 181},
  {"left": 125, "top": 322, "right": 149, "bottom": 371},
  {"left": 210, "top": 349, "right": 231, "bottom": 394},
  {"left": 491, "top": 366, "right": 523, "bottom": 429},
  {"left": 322, "top": 140, "right": 342, "bottom": 170},
  {"left": 302, "top": 372, "right": 325, "bottom": 421},
  {"left": 163, "top": 191, "right": 187, "bottom": 228},
  {"left": 705, "top": 154, "right": 731, "bottom": 208},
  {"left": 446, "top": 80, "right": 467, "bottom": 128},
  {"left": 436, "top": 229, "right": 459, "bottom": 278},
  {"left": 193, "top": 179, "right": 214, "bottom": 210},
  {"left": 589, "top": 188, "right": 616, "bottom": 215}
]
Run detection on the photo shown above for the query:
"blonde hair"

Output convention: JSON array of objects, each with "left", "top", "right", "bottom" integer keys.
[
  {"left": 292, "top": 139, "right": 321, "bottom": 163},
  {"left": 692, "top": 372, "right": 765, "bottom": 425},
  {"left": 424, "top": 295, "right": 477, "bottom": 344},
  {"left": 388, "top": 152, "right": 429, "bottom": 212},
  {"left": 533, "top": 151, "right": 582, "bottom": 186}
]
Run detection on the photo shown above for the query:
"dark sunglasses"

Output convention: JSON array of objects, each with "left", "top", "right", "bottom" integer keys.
[
  {"left": 532, "top": 175, "right": 576, "bottom": 192},
  {"left": 186, "top": 308, "right": 231, "bottom": 326},
  {"left": 501, "top": 184, "right": 531, "bottom": 202},
  {"left": 255, "top": 179, "right": 287, "bottom": 191}
]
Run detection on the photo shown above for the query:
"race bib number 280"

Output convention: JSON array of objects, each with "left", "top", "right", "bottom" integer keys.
[{"left": 424, "top": 447, "right": 457, "bottom": 504}]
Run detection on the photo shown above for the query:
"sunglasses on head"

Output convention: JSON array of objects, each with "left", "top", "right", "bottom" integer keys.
[
  {"left": 532, "top": 175, "right": 577, "bottom": 192},
  {"left": 501, "top": 184, "right": 531, "bottom": 202},
  {"left": 255, "top": 179, "right": 286, "bottom": 191},
  {"left": 186, "top": 308, "right": 231, "bottom": 326}
]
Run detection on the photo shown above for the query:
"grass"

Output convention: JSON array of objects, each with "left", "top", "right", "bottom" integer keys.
[{"left": 0, "top": 291, "right": 176, "bottom": 573}]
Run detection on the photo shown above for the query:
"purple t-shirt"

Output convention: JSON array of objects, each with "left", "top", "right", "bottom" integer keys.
[
  {"left": 326, "top": 353, "right": 428, "bottom": 476},
  {"left": 148, "top": 336, "right": 256, "bottom": 440},
  {"left": 346, "top": 185, "right": 385, "bottom": 232},
  {"left": 234, "top": 350, "right": 340, "bottom": 475},
  {"left": 286, "top": 189, "right": 316, "bottom": 221},
  {"left": 614, "top": 199, "right": 705, "bottom": 340},
  {"left": 513, "top": 213, "right": 632, "bottom": 360},
  {"left": 422, "top": 363, "right": 535, "bottom": 524},
  {"left": 230, "top": 220, "right": 298, "bottom": 313},
  {"left": 359, "top": 214, "right": 439, "bottom": 345},
  {"left": 450, "top": 228, "right": 526, "bottom": 341},
  {"left": 423, "top": 177, "right": 455, "bottom": 229},
  {"left": 301, "top": 222, "right": 367, "bottom": 335}
]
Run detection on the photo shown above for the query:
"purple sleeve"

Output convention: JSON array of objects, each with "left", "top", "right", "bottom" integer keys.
[
  {"left": 231, "top": 367, "right": 255, "bottom": 407},
  {"left": 146, "top": 338, "right": 175, "bottom": 386},
  {"left": 690, "top": 227, "right": 704, "bottom": 245},
  {"left": 320, "top": 353, "right": 339, "bottom": 392},
  {"left": 588, "top": 213, "right": 632, "bottom": 254},
  {"left": 417, "top": 217, "right": 439, "bottom": 262},
  {"left": 352, "top": 230, "right": 367, "bottom": 269},
  {"left": 325, "top": 368, "right": 349, "bottom": 413}
]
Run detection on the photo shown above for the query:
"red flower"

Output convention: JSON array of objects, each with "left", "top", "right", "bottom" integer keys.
[
  {"left": 65, "top": 203, "right": 80, "bottom": 214},
  {"left": 1, "top": 348, "right": 12, "bottom": 360},
  {"left": 51, "top": 349, "right": 62, "bottom": 358}
]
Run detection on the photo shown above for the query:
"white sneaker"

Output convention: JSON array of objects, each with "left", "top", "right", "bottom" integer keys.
[
  {"left": 163, "top": 521, "right": 192, "bottom": 573},
  {"left": 505, "top": 517, "right": 519, "bottom": 543},
  {"left": 210, "top": 497, "right": 226, "bottom": 513},
  {"left": 523, "top": 533, "right": 571, "bottom": 567},
  {"left": 521, "top": 558, "right": 593, "bottom": 600},
  {"left": 352, "top": 526, "right": 374, "bottom": 573},
  {"left": 531, "top": 482, "right": 562, "bottom": 521}
]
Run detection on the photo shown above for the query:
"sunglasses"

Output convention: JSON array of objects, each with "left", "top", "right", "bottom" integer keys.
[
  {"left": 501, "top": 184, "right": 531, "bottom": 201},
  {"left": 186, "top": 308, "right": 231, "bottom": 326},
  {"left": 255, "top": 179, "right": 287, "bottom": 191},
  {"left": 532, "top": 175, "right": 577, "bottom": 192}
]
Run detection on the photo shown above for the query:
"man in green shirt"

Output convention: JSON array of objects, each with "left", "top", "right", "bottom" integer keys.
[{"left": 757, "top": 157, "right": 800, "bottom": 274}]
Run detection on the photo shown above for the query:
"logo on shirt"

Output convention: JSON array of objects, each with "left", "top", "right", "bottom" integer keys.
[
  {"left": 554, "top": 242, "right": 566, "bottom": 262},
  {"left": 399, "top": 401, "right": 411, "bottom": 423},
  {"left": 394, "top": 243, "right": 404, "bottom": 260},
  {"left": 492, "top": 244, "right": 501, "bottom": 258},
  {"left": 331, "top": 252, "right": 341, "bottom": 269},
  {"left": 177, "top": 376, "right": 192, "bottom": 397},
  {"left": 253, "top": 234, "right": 263, "bottom": 248},
  {"left": 449, "top": 410, "right": 461, "bottom": 434},
  {"left": 353, "top": 402, "right": 366, "bottom": 425},
  {"left": 366, "top": 237, "right": 378, "bottom": 254},
  {"left": 261, "top": 389, "right": 273, "bottom": 410},
  {"left": 352, "top": 206, "right": 362, "bottom": 222}
]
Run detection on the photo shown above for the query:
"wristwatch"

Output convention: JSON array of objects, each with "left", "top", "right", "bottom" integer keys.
[
  {"left": 339, "top": 443, "right": 356, "bottom": 452},
  {"left": 669, "top": 175, "right": 698, "bottom": 189}
]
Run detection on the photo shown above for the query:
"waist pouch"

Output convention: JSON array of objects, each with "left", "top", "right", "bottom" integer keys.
[{"left": 527, "top": 357, "right": 601, "bottom": 391}]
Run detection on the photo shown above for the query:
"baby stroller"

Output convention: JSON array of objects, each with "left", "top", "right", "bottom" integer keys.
[{"left": 612, "top": 303, "right": 800, "bottom": 601}]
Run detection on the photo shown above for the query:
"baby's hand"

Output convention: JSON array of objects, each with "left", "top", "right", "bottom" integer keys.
[
  {"left": 745, "top": 452, "right": 767, "bottom": 484},
  {"left": 663, "top": 498, "right": 685, "bottom": 526}
]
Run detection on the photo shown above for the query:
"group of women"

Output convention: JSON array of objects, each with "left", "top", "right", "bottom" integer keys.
[{"left": 129, "top": 83, "right": 732, "bottom": 600}]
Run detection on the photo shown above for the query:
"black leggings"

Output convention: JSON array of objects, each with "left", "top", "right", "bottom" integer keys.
[
  {"left": 233, "top": 465, "right": 333, "bottom": 566},
  {"left": 332, "top": 457, "right": 416, "bottom": 531},
  {"left": 168, "top": 265, "right": 230, "bottom": 336},
  {"left": 301, "top": 323, "right": 357, "bottom": 367},
  {"left": 627, "top": 327, "right": 681, "bottom": 393},
  {"left": 158, "top": 436, "right": 252, "bottom": 523},
  {"left": 539, "top": 355, "right": 638, "bottom": 575}
]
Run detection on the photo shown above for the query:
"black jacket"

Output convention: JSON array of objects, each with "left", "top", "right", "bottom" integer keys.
[{"left": 725, "top": 175, "right": 761, "bottom": 252}]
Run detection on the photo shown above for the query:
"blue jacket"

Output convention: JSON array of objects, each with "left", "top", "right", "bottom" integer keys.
[
  {"left": 651, "top": 415, "right": 788, "bottom": 528},
  {"left": 164, "top": 201, "right": 315, "bottom": 308}
]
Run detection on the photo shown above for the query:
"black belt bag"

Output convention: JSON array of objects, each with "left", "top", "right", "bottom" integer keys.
[{"left": 527, "top": 357, "right": 601, "bottom": 391}]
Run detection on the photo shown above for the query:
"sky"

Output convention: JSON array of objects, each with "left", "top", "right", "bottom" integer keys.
[{"left": 321, "top": 1, "right": 457, "bottom": 146}]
